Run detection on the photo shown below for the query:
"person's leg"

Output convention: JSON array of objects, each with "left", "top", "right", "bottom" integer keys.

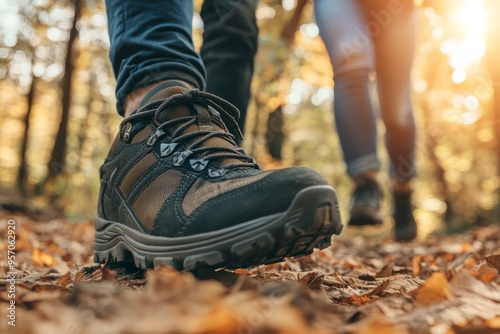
[
  {"left": 106, "top": 0, "right": 205, "bottom": 116},
  {"left": 96, "top": 0, "right": 343, "bottom": 270},
  {"left": 315, "top": 0, "right": 383, "bottom": 226},
  {"left": 365, "top": 0, "right": 417, "bottom": 186},
  {"left": 364, "top": 0, "right": 417, "bottom": 240},
  {"left": 315, "top": 0, "right": 379, "bottom": 181},
  {"left": 200, "top": 0, "right": 259, "bottom": 140}
]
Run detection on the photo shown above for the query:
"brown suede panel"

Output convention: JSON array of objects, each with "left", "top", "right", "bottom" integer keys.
[
  {"left": 145, "top": 85, "right": 187, "bottom": 104},
  {"left": 132, "top": 169, "right": 183, "bottom": 230},
  {"left": 182, "top": 171, "right": 273, "bottom": 216},
  {"left": 131, "top": 125, "right": 153, "bottom": 144},
  {"left": 120, "top": 153, "right": 157, "bottom": 197}
]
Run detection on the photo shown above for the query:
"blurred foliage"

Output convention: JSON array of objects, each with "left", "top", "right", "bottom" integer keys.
[{"left": 0, "top": 0, "right": 499, "bottom": 236}]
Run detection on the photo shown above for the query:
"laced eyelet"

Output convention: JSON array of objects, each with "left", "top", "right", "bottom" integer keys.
[
  {"left": 208, "top": 168, "right": 227, "bottom": 178},
  {"left": 159, "top": 142, "right": 178, "bottom": 157},
  {"left": 123, "top": 123, "right": 132, "bottom": 142},
  {"left": 189, "top": 158, "right": 209, "bottom": 172},
  {"left": 172, "top": 149, "right": 193, "bottom": 166},
  {"left": 147, "top": 129, "right": 166, "bottom": 146}
]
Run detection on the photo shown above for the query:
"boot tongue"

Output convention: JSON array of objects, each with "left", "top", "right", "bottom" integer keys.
[
  {"left": 140, "top": 80, "right": 192, "bottom": 107},
  {"left": 141, "top": 84, "right": 244, "bottom": 167}
]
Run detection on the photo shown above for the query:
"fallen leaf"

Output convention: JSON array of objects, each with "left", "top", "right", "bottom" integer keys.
[
  {"left": 411, "top": 256, "right": 422, "bottom": 277},
  {"left": 376, "top": 263, "right": 393, "bottom": 278},
  {"left": 487, "top": 317, "right": 500, "bottom": 328},
  {"left": 299, "top": 272, "right": 323, "bottom": 290},
  {"left": 485, "top": 255, "right": 500, "bottom": 272},
  {"left": 354, "top": 317, "right": 408, "bottom": 334},
  {"left": 55, "top": 271, "right": 72, "bottom": 286},
  {"left": 32, "top": 248, "right": 56, "bottom": 267},
  {"left": 4, "top": 213, "right": 500, "bottom": 334},
  {"left": 414, "top": 272, "right": 453, "bottom": 306},
  {"left": 74, "top": 269, "right": 86, "bottom": 282},
  {"left": 473, "top": 263, "right": 499, "bottom": 283},
  {"left": 100, "top": 266, "right": 118, "bottom": 281},
  {"left": 461, "top": 242, "right": 472, "bottom": 252},
  {"left": 365, "top": 280, "right": 391, "bottom": 297},
  {"left": 351, "top": 294, "right": 372, "bottom": 305}
]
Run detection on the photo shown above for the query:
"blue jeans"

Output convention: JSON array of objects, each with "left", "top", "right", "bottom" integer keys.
[
  {"left": 105, "top": 0, "right": 258, "bottom": 137},
  {"left": 314, "top": 0, "right": 417, "bottom": 182}
]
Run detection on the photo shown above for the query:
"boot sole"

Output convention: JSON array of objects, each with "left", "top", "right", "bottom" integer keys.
[
  {"left": 348, "top": 206, "right": 384, "bottom": 226},
  {"left": 94, "top": 185, "right": 342, "bottom": 270}
]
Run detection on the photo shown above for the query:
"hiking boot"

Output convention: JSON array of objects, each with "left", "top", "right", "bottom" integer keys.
[
  {"left": 393, "top": 191, "right": 417, "bottom": 241},
  {"left": 94, "top": 83, "right": 343, "bottom": 270},
  {"left": 348, "top": 178, "right": 383, "bottom": 226}
]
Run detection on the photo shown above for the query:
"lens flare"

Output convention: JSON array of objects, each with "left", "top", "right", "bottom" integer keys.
[{"left": 441, "top": 0, "right": 487, "bottom": 72}]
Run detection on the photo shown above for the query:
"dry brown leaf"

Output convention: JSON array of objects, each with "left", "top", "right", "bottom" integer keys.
[
  {"left": 414, "top": 272, "right": 453, "bottom": 306},
  {"left": 384, "top": 275, "right": 423, "bottom": 294},
  {"left": 4, "top": 214, "right": 500, "bottom": 334},
  {"left": 351, "top": 294, "right": 372, "bottom": 305},
  {"left": 32, "top": 248, "right": 56, "bottom": 267},
  {"left": 485, "top": 255, "right": 500, "bottom": 272},
  {"left": 452, "top": 271, "right": 500, "bottom": 302},
  {"left": 487, "top": 317, "right": 500, "bottom": 328},
  {"left": 451, "top": 325, "right": 500, "bottom": 334},
  {"left": 354, "top": 317, "right": 408, "bottom": 334},
  {"left": 473, "top": 263, "right": 499, "bottom": 283},
  {"left": 55, "top": 271, "right": 72, "bottom": 286},
  {"left": 376, "top": 263, "right": 393, "bottom": 278},
  {"left": 342, "top": 258, "right": 364, "bottom": 269},
  {"left": 100, "top": 266, "right": 118, "bottom": 281},
  {"left": 412, "top": 256, "right": 422, "bottom": 277},
  {"left": 21, "top": 285, "right": 70, "bottom": 303},
  {"left": 299, "top": 272, "right": 323, "bottom": 290},
  {"left": 234, "top": 268, "right": 247, "bottom": 275},
  {"left": 461, "top": 242, "right": 472, "bottom": 252},
  {"left": 74, "top": 269, "right": 86, "bottom": 282},
  {"left": 366, "top": 280, "right": 391, "bottom": 297},
  {"left": 48, "top": 241, "right": 65, "bottom": 256},
  {"left": 193, "top": 304, "right": 238, "bottom": 333}
]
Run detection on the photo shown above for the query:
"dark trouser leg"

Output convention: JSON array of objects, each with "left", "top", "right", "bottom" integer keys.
[
  {"left": 200, "top": 0, "right": 259, "bottom": 140},
  {"left": 106, "top": 0, "right": 206, "bottom": 116}
]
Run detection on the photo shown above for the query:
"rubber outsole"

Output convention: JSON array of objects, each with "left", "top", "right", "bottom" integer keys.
[
  {"left": 348, "top": 206, "right": 384, "bottom": 226},
  {"left": 94, "top": 185, "right": 342, "bottom": 270},
  {"left": 394, "top": 221, "right": 417, "bottom": 242}
]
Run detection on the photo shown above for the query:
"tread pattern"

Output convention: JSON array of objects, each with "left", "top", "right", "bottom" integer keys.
[{"left": 94, "top": 187, "right": 343, "bottom": 270}]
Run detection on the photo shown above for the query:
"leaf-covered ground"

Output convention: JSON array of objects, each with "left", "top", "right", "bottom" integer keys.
[{"left": 1, "top": 212, "right": 500, "bottom": 334}]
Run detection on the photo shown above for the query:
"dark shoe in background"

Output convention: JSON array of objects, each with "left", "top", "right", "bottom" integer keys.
[
  {"left": 348, "top": 178, "right": 384, "bottom": 226},
  {"left": 94, "top": 83, "right": 342, "bottom": 270},
  {"left": 393, "top": 191, "right": 417, "bottom": 241}
]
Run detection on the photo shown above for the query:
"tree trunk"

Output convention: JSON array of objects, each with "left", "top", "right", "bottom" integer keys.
[
  {"left": 419, "top": 48, "right": 454, "bottom": 226},
  {"left": 75, "top": 72, "right": 96, "bottom": 169},
  {"left": 17, "top": 70, "right": 37, "bottom": 194},
  {"left": 43, "top": 0, "right": 82, "bottom": 187}
]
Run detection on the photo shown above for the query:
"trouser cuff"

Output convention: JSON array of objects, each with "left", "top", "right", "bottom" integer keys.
[{"left": 347, "top": 153, "right": 381, "bottom": 178}]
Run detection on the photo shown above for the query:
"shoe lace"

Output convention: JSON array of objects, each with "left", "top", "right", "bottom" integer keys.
[{"left": 126, "top": 89, "right": 258, "bottom": 169}]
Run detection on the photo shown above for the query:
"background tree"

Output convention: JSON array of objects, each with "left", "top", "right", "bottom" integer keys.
[{"left": 42, "top": 0, "right": 83, "bottom": 192}]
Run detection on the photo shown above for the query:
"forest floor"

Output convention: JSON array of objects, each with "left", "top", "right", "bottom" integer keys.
[{"left": 1, "top": 210, "right": 500, "bottom": 334}]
